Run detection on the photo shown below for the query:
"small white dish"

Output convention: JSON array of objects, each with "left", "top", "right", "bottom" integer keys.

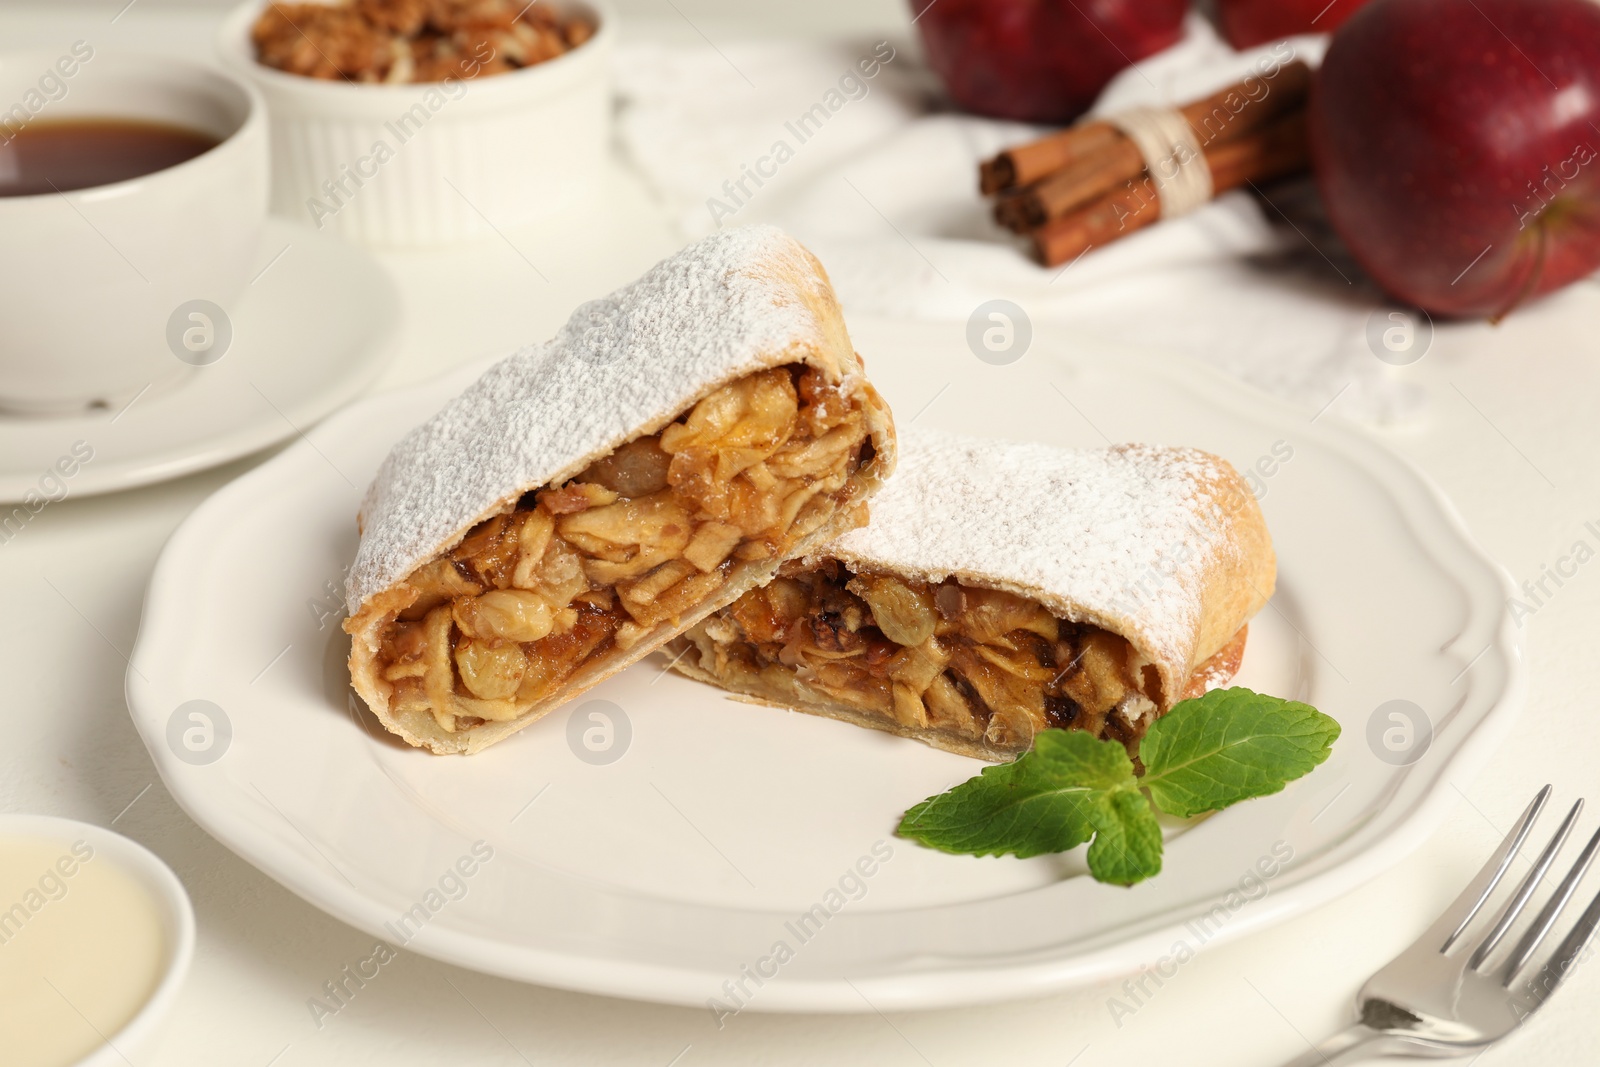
[
  {"left": 217, "top": 0, "right": 616, "bottom": 246},
  {"left": 0, "top": 217, "right": 399, "bottom": 507},
  {"left": 0, "top": 813, "right": 195, "bottom": 1066},
  {"left": 125, "top": 318, "right": 1522, "bottom": 1011}
]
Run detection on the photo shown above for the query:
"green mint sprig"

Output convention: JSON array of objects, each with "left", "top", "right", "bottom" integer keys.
[{"left": 896, "top": 687, "right": 1340, "bottom": 886}]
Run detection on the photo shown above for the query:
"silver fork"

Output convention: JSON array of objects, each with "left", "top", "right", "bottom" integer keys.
[{"left": 1280, "top": 785, "right": 1600, "bottom": 1065}]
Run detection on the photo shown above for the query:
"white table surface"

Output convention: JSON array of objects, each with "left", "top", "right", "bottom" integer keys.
[{"left": 8, "top": 3, "right": 1600, "bottom": 1065}]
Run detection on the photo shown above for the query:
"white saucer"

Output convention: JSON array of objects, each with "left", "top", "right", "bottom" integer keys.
[
  {"left": 0, "top": 218, "right": 399, "bottom": 504},
  {"left": 126, "top": 319, "right": 1522, "bottom": 1011}
]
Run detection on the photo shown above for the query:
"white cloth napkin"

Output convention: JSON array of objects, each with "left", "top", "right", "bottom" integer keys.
[{"left": 614, "top": 16, "right": 1426, "bottom": 424}]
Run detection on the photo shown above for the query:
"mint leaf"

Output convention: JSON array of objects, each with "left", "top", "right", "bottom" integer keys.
[
  {"left": 896, "top": 688, "right": 1339, "bottom": 884},
  {"left": 897, "top": 729, "right": 1161, "bottom": 883},
  {"left": 1140, "top": 687, "right": 1340, "bottom": 818},
  {"left": 1085, "top": 788, "right": 1163, "bottom": 886}
]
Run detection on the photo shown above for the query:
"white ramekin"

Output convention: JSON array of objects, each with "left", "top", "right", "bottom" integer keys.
[
  {"left": 217, "top": 0, "right": 615, "bottom": 246},
  {"left": 0, "top": 814, "right": 196, "bottom": 1067}
]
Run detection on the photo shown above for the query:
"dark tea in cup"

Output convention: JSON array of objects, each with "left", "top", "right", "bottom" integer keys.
[{"left": 0, "top": 118, "right": 219, "bottom": 197}]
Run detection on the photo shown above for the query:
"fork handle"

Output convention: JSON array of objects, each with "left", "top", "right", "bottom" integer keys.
[{"left": 1275, "top": 1024, "right": 1387, "bottom": 1066}]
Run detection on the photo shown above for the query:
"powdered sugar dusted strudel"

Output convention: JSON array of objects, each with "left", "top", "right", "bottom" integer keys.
[
  {"left": 345, "top": 226, "right": 896, "bottom": 754},
  {"left": 668, "top": 428, "right": 1275, "bottom": 761}
]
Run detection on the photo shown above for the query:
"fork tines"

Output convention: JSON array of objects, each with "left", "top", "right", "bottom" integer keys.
[{"left": 1440, "top": 785, "right": 1600, "bottom": 997}]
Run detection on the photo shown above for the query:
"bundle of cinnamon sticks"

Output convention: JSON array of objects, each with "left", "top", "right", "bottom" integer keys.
[{"left": 982, "top": 61, "right": 1314, "bottom": 266}]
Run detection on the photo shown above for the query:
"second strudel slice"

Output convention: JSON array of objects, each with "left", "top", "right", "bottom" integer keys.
[{"left": 668, "top": 427, "right": 1275, "bottom": 760}]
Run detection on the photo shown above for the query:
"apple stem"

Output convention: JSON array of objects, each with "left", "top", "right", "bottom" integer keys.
[{"left": 1489, "top": 219, "right": 1550, "bottom": 325}]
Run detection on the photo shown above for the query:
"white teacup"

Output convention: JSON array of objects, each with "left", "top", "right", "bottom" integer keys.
[{"left": 0, "top": 48, "right": 267, "bottom": 415}]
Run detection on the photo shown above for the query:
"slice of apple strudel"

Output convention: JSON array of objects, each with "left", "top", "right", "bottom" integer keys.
[
  {"left": 667, "top": 428, "right": 1276, "bottom": 761},
  {"left": 344, "top": 226, "right": 897, "bottom": 754}
]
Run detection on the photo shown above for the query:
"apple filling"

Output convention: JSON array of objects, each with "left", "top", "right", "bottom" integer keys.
[
  {"left": 674, "top": 561, "right": 1168, "bottom": 754},
  {"left": 367, "top": 365, "right": 876, "bottom": 734}
]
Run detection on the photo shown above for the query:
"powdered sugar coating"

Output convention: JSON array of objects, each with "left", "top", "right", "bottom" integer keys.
[
  {"left": 823, "top": 427, "right": 1242, "bottom": 677},
  {"left": 347, "top": 225, "right": 844, "bottom": 614}
]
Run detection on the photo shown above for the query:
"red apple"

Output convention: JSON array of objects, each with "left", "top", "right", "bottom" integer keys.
[
  {"left": 909, "top": 0, "right": 1189, "bottom": 124},
  {"left": 1216, "top": 0, "right": 1375, "bottom": 48},
  {"left": 1311, "top": 0, "right": 1600, "bottom": 319}
]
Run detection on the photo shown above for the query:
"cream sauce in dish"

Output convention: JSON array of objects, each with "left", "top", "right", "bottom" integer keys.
[{"left": 0, "top": 834, "right": 166, "bottom": 1067}]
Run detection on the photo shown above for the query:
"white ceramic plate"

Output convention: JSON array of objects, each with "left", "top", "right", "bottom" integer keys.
[
  {"left": 125, "top": 318, "right": 1522, "bottom": 1011},
  {"left": 0, "top": 218, "right": 399, "bottom": 504}
]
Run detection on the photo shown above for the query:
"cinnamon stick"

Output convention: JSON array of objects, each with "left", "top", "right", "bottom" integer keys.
[
  {"left": 1206, "top": 109, "right": 1311, "bottom": 188},
  {"left": 1183, "top": 59, "right": 1310, "bottom": 150},
  {"left": 980, "top": 121, "right": 1123, "bottom": 195},
  {"left": 997, "top": 138, "right": 1146, "bottom": 231},
  {"left": 986, "top": 60, "right": 1313, "bottom": 222},
  {"left": 994, "top": 195, "right": 1025, "bottom": 233},
  {"left": 1032, "top": 110, "right": 1310, "bottom": 267}
]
